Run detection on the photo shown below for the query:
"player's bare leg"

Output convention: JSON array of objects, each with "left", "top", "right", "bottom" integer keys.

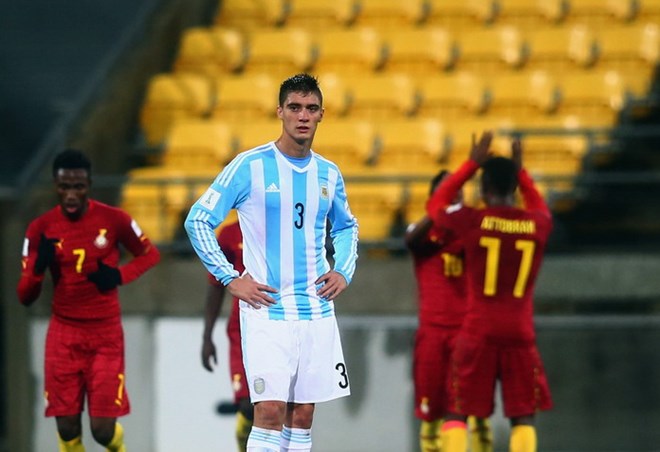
[
  {"left": 56, "top": 415, "right": 85, "bottom": 451},
  {"left": 90, "top": 417, "right": 125, "bottom": 451},
  {"left": 281, "top": 403, "right": 314, "bottom": 451},
  {"left": 247, "top": 401, "right": 285, "bottom": 451}
]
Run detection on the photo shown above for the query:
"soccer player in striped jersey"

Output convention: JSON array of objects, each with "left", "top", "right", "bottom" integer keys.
[
  {"left": 185, "top": 73, "right": 359, "bottom": 452},
  {"left": 201, "top": 219, "right": 253, "bottom": 451},
  {"left": 17, "top": 149, "right": 160, "bottom": 452},
  {"left": 406, "top": 171, "right": 492, "bottom": 452},
  {"left": 426, "top": 132, "right": 553, "bottom": 452}
]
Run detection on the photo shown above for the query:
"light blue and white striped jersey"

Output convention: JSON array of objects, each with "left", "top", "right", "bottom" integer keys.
[{"left": 185, "top": 142, "right": 359, "bottom": 320}]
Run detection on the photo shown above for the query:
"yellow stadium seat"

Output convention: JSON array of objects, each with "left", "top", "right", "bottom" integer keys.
[
  {"left": 352, "top": 0, "right": 428, "bottom": 29},
  {"left": 344, "top": 73, "right": 418, "bottom": 120},
  {"left": 494, "top": 0, "right": 569, "bottom": 28},
  {"left": 521, "top": 135, "right": 588, "bottom": 178},
  {"left": 232, "top": 120, "right": 283, "bottom": 153},
  {"left": 140, "top": 73, "right": 214, "bottom": 146},
  {"left": 242, "top": 28, "right": 315, "bottom": 80},
  {"left": 120, "top": 179, "right": 200, "bottom": 243},
  {"left": 525, "top": 25, "right": 598, "bottom": 71},
  {"left": 316, "top": 73, "right": 350, "bottom": 118},
  {"left": 344, "top": 182, "right": 405, "bottom": 241},
  {"left": 313, "top": 27, "right": 385, "bottom": 74},
  {"left": 312, "top": 119, "right": 377, "bottom": 172},
  {"left": 173, "top": 27, "right": 245, "bottom": 77},
  {"left": 417, "top": 72, "right": 489, "bottom": 120},
  {"left": 286, "top": 0, "right": 359, "bottom": 29},
  {"left": 638, "top": 0, "right": 660, "bottom": 20},
  {"left": 211, "top": 74, "right": 278, "bottom": 123},
  {"left": 382, "top": 27, "right": 458, "bottom": 75},
  {"left": 215, "top": 0, "right": 288, "bottom": 31},
  {"left": 426, "top": 0, "right": 498, "bottom": 31},
  {"left": 555, "top": 70, "right": 630, "bottom": 124},
  {"left": 454, "top": 25, "right": 528, "bottom": 71},
  {"left": 162, "top": 119, "right": 234, "bottom": 170},
  {"left": 372, "top": 119, "right": 447, "bottom": 175},
  {"left": 486, "top": 70, "right": 560, "bottom": 121},
  {"left": 594, "top": 23, "right": 660, "bottom": 95},
  {"left": 564, "top": 0, "right": 638, "bottom": 27}
]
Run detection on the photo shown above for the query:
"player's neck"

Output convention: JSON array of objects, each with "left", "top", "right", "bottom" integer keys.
[{"left": 274, "top": 135, "right": 311, "bottom": 159}]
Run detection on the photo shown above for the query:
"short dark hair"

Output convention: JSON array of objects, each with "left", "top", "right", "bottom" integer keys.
[
  {"left": 279, "top": 73, "right": 323, "bottom": 107},
  {"left": 52, "top": 149, "right": 92, "bottom": 178},
  {"left": 481, "top": 156, "right": 518, "bottom": 197},
  {"left": 429, "top": 170, "right": 450, "bottom": 195}
]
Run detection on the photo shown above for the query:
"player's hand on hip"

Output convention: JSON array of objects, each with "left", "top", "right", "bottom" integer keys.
[
  {"left": 87, "top": 259, "right": 122, "bottom": 292},
  {"left": 316, "top": 271, "right": 348, "bottom": 300},
  {"left": 33, "top": 233, "right": 59, "bottom": 275},
  {"left": 201, "top": 338, "right": 217, "bottom": 372},
  {"left": 227, "top": 274, "right": 277, "bottom": 309}
]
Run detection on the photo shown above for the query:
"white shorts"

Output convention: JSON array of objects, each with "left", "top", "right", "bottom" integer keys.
[{"left": 240, "top": 312, "right": 351, "bottom": 404}]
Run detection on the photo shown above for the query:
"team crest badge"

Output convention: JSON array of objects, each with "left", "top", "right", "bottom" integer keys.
[
  {"left": 320, "top": 184, "right": 328, "bottom": 200},
  {"left": 420, "top": 397, "right": 430, "bottom": 415},
  {"left": 94, "top": 229, "right": 109, "bottom": 248},
  {"left": 254, "top": 377, "right": 265, "bottom": 395}
]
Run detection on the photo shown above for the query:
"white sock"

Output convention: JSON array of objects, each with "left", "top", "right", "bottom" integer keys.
[
  {"left": 280, "top": 426, "right": 312, "bottom": 451},
  {"left": 247, "top": 426, "right": 281, "bottom": 451}
]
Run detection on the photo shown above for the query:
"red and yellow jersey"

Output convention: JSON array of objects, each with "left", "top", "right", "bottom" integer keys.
[
  {"left": 429, "top": 160, "right": 552, "bottom": 343},
  {"left": 410, "top": 225, "right": 466, "bottom": 328},
  {"left": 17, "top": 199, "right": 160, "bottom": 323}
]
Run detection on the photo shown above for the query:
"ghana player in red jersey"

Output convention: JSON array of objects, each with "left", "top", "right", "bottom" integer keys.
[
  {"left": 17, "top": 150, "right": 160, "bottom": 452},
  {"left": 426, "top": 133, "right": 553, "bottom": 452},
  {"left": 406, "top": 171, "right": 492, "bottom": 452},
  {"left": 201, "top": 219, "right": 253, "bottom": 451}
]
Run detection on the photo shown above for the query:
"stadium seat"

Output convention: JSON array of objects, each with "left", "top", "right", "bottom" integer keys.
[
  {"left": 312, "top": 119, "right": 377, "bottom": 172},
  {"left": 242, "top": 28, "right": 315, "bottom": 80},
  {"left": 315, "top": 73, "right": 350, "bottom": 118},
  {"left": 454, "top": 25, "right": 528, "bottom": 71},
  {"left": 563, "top": 0, "right": 638, "bottom": 27},
  {"left": 343, "top": 73, "right": 418, "bottom": 120},
  {"left": 416, "top": 72, "right": 489, "bottom": 120},
  {"left": 286, "top": 0, "right": 359, "bottom": 29},
  {"left": 494, "top": 0, "right": 569, "bottom": 28},
  {"left": 351, "top": 0, "right": 429, "bottom": 29},
  {"left": 426, "top": 0, "right": 498, "bottom": 31},
  {"left": 638, "top": 0, "right": 660, "bottom": 21},
  {"left": 555, "top": 69, "right": 630, "bottom": 124},
  {"left": 231, "top": 119, "right": 283, "bottom": 153},
  {"left": 313, "top": 27, "right": 385, "bottom": 74},
  {"left": 162, "top": 119, "right": 234, "bottom": 170},
  {"left": 593, "top": 23, "right": 660, "bottom": 95},
  {"left": 211, "top": 74, "right": 278, "bottom": 123},
  {"left": 371, "top": 119, "right": 447, "bottom": 175},
  {"left": 140, "top": 73, "right": 214, "bottom": 146},
  {"left": 214, "top": 0, "right": 288, "bottom": 31},
  {"left": 173, "top": 27, "right": 245, "bottom": 77},
  {"left": 486, "top": 70, "right": 560, "bottom": 121},
  {"left": 521, "top": 134, "right": 588, "bottom": 178},
  {"left": 525, "top": 25, "right": 598, "bottom": 71},
  {"left": 344, "top": 182, "right": 405, "bottom": 241},
  {"left": 381, "top": 27, "right": 458, "bottom": 75},
  {"left": 120, "top": 179, "right": 200, "bottom": 243}
]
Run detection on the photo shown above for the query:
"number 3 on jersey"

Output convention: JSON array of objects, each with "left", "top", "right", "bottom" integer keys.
[{"left": 479, "top": 237, "right": 535, "bottom": 298}]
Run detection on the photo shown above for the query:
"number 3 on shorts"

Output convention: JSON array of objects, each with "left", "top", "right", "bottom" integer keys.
[{"left": 335, "top": 362, "right": 349, "bottom": 389}]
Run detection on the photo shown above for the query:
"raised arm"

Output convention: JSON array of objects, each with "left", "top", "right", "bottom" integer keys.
[{"left": 512, "top": 138, "right": 551, "bottom": 217}]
